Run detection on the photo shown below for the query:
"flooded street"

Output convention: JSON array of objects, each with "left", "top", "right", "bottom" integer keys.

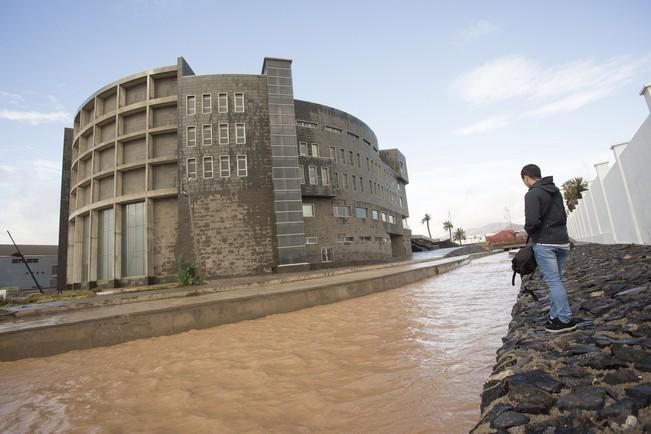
[{"left": 0, "top": 253, "right": 517, "bottom": 433}]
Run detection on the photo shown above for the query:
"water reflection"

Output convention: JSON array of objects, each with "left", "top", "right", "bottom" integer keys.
[{"left": 0, "top": 253, "right": 516, "bottom": 433}]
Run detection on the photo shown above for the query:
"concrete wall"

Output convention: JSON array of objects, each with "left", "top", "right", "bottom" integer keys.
[
  {"left": 567, "top": 85, "right": 651, "bottom": 244},
  {"left": 0, "top": 255, "right": 57, "bottom": 289}
]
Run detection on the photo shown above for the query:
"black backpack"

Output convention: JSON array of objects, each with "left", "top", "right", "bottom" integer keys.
[{"left": 511, "top": 239, "right": 539, "bottom": 301}]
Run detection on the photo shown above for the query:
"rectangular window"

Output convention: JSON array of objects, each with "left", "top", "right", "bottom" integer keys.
[
  {"left": 321, "top": 167, "right": 330, "bottom": 185},
  {"left": 308, "top": 165, "right": 318, "bottom": 185},
  {"left": 399, "top": 197, "right": 404, "bottom": 209},
  {"left": 360, "top": 236, "right": 372, "bottom": 241},
  {"left": 234, "top": 92, "right": 245, "bottom": 113},
  {"left": 305, "top": 236, "right": 318, "bottom": 245},
  {"left": 356, "top": 153, "right": 361, "bottom": 168},
  {"left": 363, "top": 138, "right": 371, "bottom": 146},
  {"left": 336, "top": 236, "right": 354, "bottom": 243},
  {"left": 187, "top": 126, "right": 196, "bottom": 147},
  {"left": 186, "top": 95, "right": 196, "bottom": 115},
  {"left": 321, "top": 247, "right": 334, "bottom": 263},
  {"left": 347, "top": 131, "right": 359, "bottom": 139},
  {"left": 343, "top": 173, "right": 349, "bottom": 189},
  {"left": 355, "top": 207, "right": 368, "bottom": 219},
  {"left": 299, "top": 142, "right": 308, "bottom": 156},
  {"left": 369, "top": 180, "right": 373, "bottom": 193},
  {"left": 366, "top": 157, "right": 370, "bottom": 170},
  {"left": 388, "top": 215, "right": 396, "bottom": 224},
  {"left": 324, "top": 125, "right": 342, "bottom": 134},
  {"left": 122, "top": 202, "right": 145, "bottom": 277},
  {"left": 202, "top": 124, "right": 212, "bottom": 146},
  {"left": 381, "top": 212, "right": 387, "bottom": 222},
  {"left": 236, "top": 155, "right": 247, "bottom": 177},
  {"left": 297, "top": 120, "right": 318, "bottom": 128},
  {"left": 203, "top": 156, "right": 213, "bottom": 179},
  {"left": 372, "top": 210, "right": 379, "bottom": 220},
  {"left": 187, "top": 158, "right": 197, "bottom": 180},
  {"left": 352, "top": 175, "right": 357, "bottom": 191},
  {"left": 299, "top": 165, "right": 305, "bottom": 184},
  {"left": 310, "top": 143, "right": 319, "bottom": 157},
  {"left": 333, "top": 171, "right": 339, "bottom": 188},
  {"left": 303, "top": 203, "right": 314, "bottom": 217},
  {"left": 235, "top": 123, "right": 246, "bottom": 144},
  {"left": 220, "top": 155, "right": 230, "bottom": 177},
  {"left": 219, "top": 123, "right": 229, "bottom": 145},
  {"left": 333, "top": 206, "right": 351, "bottom": 217},
  {"left": 218, "top": 93, "right": 228, "bottom": 113},
  {"left": 360, "top": 177, "right": 364, "bottom": 192},
  {"left": 348, "top": 151, "right": 354, "bottom": 166},
  {"left": 339, "top": 149, "right": 345, "bottom": 164},
  {"left": 329, "top": 146, "right": 336, "bottom": 160},
  {"left": 202, "top": 94, "right": 211, "bottom": 114},
  {"left": 97, "top": 207, "right": 114, "bottom": 280}
]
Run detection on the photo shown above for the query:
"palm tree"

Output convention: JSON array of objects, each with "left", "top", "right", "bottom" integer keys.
[
  {"left": 453, "top": 228, "right": 466, "bottom": 245},
  {"left": 561, "top": 177, "right": 588, "bottom": 212},
  {"left": 421, "top": 214, "right": 432, "bottom": 238},
  {"left": 442, "top": 220, "right": 454, "bottom": 240}
]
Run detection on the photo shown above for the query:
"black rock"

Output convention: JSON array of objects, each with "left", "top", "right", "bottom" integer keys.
[
  {"left": 565, "top": 344, "right": 602, "bottom": 356},
  {"left": 602, "top": 369, "right": 640, "bottom": 385},
  {"left": 479, "top": 402, "right": 514, "bottom": 425},
  {"left": 561, "top": 374, "right": 594, "bottom": 388},
  {"left": 558, "top": 386, "right": 608, "bottom": 411},
  {"left": 611, "top": 345, "right": 648, "bottom": 363},
  {"left": 615, "top": 285, "right": 648, "bottom": 297},
  {"left": 578, "top": 352, "right": 628, "bottom": 370},
  {"left": 508, "top": 383, "right": 555, "bottom": 414},
  {"left": 634, "top": 356, "right": 651, "bottom": 372},
  {"left": 599, "top": 398, "right": 638, "bottom": 421},
  {"left": 625, "top": 384, "right": 651, "bottom": 408},
  {"left": 524, "top": 415, "right": 596, "bottom": 434},
  {"left": 480, "top": 380, "right": 507, "bottom": 412},
  {"left": 580, "top": 299, "right": 619, "bottom": 316},
  {"left": 490, "top": 411, "right": 529, "bottom": 429},
  {"left": 506, "top": 369, "right": 562, "bottom": 393},
  {"left": 558, "top": 365, "right": 590, "bottom": 377}
]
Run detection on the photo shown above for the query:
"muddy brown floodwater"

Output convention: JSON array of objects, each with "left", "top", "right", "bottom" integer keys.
[{"left": 0, "top": 253, "right": 517, "bottom": 434}]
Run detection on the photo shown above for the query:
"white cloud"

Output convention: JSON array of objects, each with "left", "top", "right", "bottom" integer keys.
[
  {"left": 0, "top": 109, "right": 71, "bottom": 125},
  {"left": 457, "top": 20, "right": 499, "bottom": 42},
  {"left": 457, "top": 115, "right": 511, "bottom": 135}
]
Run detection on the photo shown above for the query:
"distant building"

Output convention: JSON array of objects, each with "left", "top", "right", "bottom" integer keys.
[
  {"left": 0, "top": 245, "right": 58, "bottom": 290},
  {"left": 59, "top": 57, "right": 411, "bottom": 289}
]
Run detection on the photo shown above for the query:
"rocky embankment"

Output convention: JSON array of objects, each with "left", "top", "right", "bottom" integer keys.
[{"left": 472, "top": 244, "right": 651, "bottom": 433}]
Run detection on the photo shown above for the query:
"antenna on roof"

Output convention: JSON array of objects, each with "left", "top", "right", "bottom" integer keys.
[{"left": 6, "top": 230, "right": 44, "bottom": 294}]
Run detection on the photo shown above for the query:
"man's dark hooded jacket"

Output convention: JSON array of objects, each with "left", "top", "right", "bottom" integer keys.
[{"left": 524, "top": 176, "right": 569, "bottom": 244}]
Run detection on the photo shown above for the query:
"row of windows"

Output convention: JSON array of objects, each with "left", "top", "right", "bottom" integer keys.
[
  {"left": 299, "top": 165, "right": 331, "bottom": 186},
  {"left": 302, "top": 203, "right": 397, "bottom": 224},
  {"left": 10, "top": 258, "right": 40, "bottom": 264},
  {"left": 186, "top": 93, "right": 245, "bottom": 115},
  {"left": 187, "top": 123, "right": 246, "bottom": 146},
  {"left": 296, "top": 120, "right": 376, "bottom": 151},
  {"left": 187, "top": 155, "right": 248, "bottom": 180}
]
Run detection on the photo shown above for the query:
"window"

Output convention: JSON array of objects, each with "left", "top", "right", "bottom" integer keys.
[
  {"left": 303, "top": 203, "right": 314, "bottom": 217},
  {"left": 355, "top": 207, "right": 368, "bottom": 219},
  {"left": 299, "top": 165, "right": 305, "bottom": 184},
  {"left": 187, "top": 158, "right": 197, "bottom": 180},
  {"left": 363, "top": 138, "right": 371, "bottom": 146},
  {"left": 324, "top": 125, "right": 342, "bottom": 134},
  {"left": 347, "top": 131, "right": 359, "bottom": 139},
  {"left": 186, "top": 95, "right": 196, "bottom": 115},
  {"left": 388, "top": 215, "right": 396, "bottom": 224},
  {"left": 305, "top": 236, "right": 318, "bottom": 245},
  {"left": 400, "top": 161, "right": 405, "bottom": 173},
  {"left": 122, "top": 202, "right": 145, "bottom": 277},
  {"left": 372, "top": 210, "right": 379, "bottom": 220},
  {"left": 381, "top": 212, "right": 387, "bottom": 222},
  {"left": 220, "top": 155, "right": 230, "bottom": 177},
  {"left": 97, "top": 207, "right": 113, "bottom": 280},
  {"left": 321, "top": 247, "right": 334, "bottom": 263},
  {"left": 308, "top": 165, "right": 318, "bottom": 185},
  {"left": 299, "top": 142, "right": 308, "bottom": 156},
  {"left": 235, "top": 123, "right": 246, "bottom": 144},
  {"left": 219, "top": 123, "right": 229, "bottom": 145},
  {"left": 203, "top": 156, "right": 213, "bottom": 178},
  {"left": 333, "top": 171, "right": 339, "bottom": 188},
  {"left": 310, "top": 143, "right": 319, "bottom": 157},
  {"left": 366, "top": 157, "right": 370, "bottom": 170},
  {"left": 234, "top": 93, "right": 245, "bottom": 113},
  {"left": 202, "top": 94, "right": 212, "bottom": 114},
  {"left": 336, "top": 236, "right": 354, "bottom": 243},
  {"left": 343, "top": 173, "right": 349, "bottom": 189},
  {"left": 187, "top": 126, "right": 196, "bottom": 147},
  {"left": 329, "top": 146, "right": 336, "bottom": 160},
  {"left": 360, "top": 236, "right": 372, "bottom": 241},
  {"left": 399, "top": 197, "right": 404, "bottom": 209},
  {"left": 369, "top": 180, "right": 373, "bottom": 193},
  {"left": 297, "top": 120, "right": 317, "bottom": 128},
  {"left": 218, "top": 93, "right": 228, "bottom": 113},
  {"left": 202, "top": 124, "right": 212, "bottom": 146},
  {"left": 352, "top": 176, "right": 357, "bottom": 191},
  {"left": 237, "top": 155, "right": 247, "bottom": 177},
  {"left": 333, "top": 206, "right": 351, "bottom": 217},
  {"left": 321, "top": 167, "right": 330, "bottom": 185},
  {"left": 360, "top": 177, "right": 364, "bottom": 192},
  {"left": 356, "top": 153, "right": 361, "bottom": 168},
  {"left": 339, "top": 149, "right": 345, "bottom": 164},
  {"left": 348, "top": 151, "right": 354, "bottom": 165}
]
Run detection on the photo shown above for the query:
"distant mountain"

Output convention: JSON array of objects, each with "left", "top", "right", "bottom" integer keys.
[{"left": 465, "top": 222, "right": 524, "bottom": 236}]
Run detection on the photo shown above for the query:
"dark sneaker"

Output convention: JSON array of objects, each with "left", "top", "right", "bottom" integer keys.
[{"left": 545, "top": 318, "right": 578, "bottom": 333}]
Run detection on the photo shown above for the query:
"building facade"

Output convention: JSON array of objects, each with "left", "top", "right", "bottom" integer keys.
[{"left": 59, "top": 57, "right": 411, "bottom": 289}]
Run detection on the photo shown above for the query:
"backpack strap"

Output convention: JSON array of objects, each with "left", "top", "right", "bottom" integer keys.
[{"left": 512, "top": 271, "right": 516, "bottom": 286}]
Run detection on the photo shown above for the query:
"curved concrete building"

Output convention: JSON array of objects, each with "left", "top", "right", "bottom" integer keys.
[{"left": 58, "top": 57, "right": 411, "bottom": 289}]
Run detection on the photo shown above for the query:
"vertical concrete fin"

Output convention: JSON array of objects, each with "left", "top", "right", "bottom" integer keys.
[
  {"left": 57, "top": 128, "right": 74, "bottom": 291},
  {"left": 640, "top": 84, "right": 651, "bottom": 113}
]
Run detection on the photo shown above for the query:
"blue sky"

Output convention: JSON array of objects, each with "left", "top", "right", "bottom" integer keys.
[{"left": 1, "top": 0, "right": 650, "bottom": 243}]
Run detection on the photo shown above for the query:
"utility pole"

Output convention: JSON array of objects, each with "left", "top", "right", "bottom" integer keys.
[{"left": 7, "top": 230, "right": 44, "bottom": 294}]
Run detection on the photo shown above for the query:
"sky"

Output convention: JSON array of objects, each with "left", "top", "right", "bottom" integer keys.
[{"left": 1, "top": 0, "right": 650, "bottom": 243}]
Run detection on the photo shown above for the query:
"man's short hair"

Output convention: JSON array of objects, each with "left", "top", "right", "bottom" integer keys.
[{"left": 521, "top": 164, "right": 541, "bottom": 179}]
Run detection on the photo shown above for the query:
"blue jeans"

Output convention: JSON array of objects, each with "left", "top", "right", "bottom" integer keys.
[{"left": 533, "top": 244, "right": 572, "bottom": 323}]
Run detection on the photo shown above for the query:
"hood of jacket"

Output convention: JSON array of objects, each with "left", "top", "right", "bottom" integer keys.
[{"left": 530, "top": 176, "right": 560, "bottom": 195}]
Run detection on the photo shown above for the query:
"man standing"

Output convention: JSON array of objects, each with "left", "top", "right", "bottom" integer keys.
[{"left": 521, "top": 164, "right": 577, "bottom": 333}]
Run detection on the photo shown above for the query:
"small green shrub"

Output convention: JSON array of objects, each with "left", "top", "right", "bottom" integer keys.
[{"left": 177, "top": 258, "right": 201, "bottom": 286}]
